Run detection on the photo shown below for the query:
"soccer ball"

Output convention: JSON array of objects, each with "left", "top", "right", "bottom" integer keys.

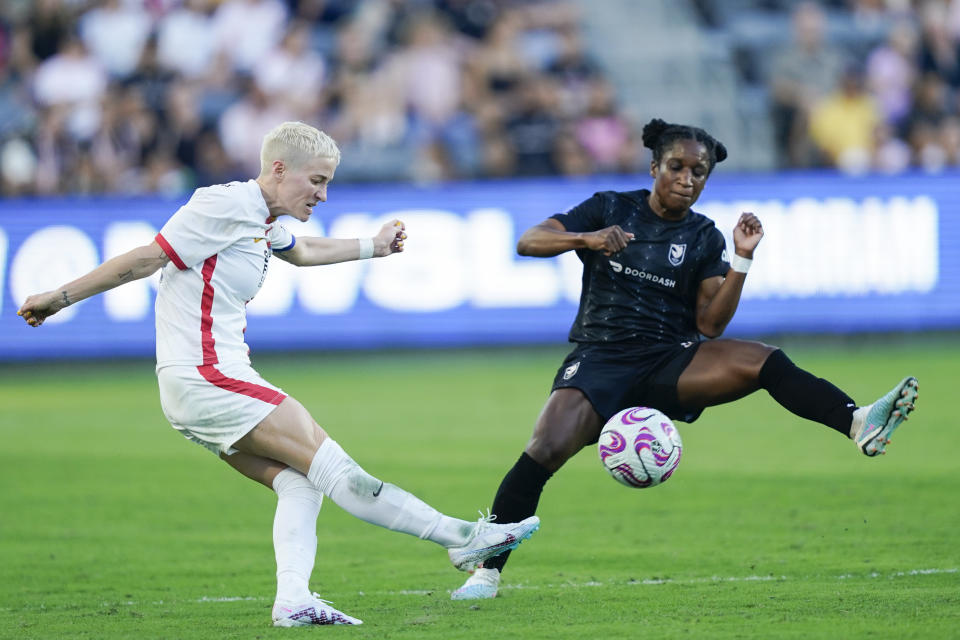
[{"left": 597, "top": 406, "right": 683, "bottom": 488}]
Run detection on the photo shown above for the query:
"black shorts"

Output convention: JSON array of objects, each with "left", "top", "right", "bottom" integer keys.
[{"left": 551, "top": 341, "right": 704, "bottom": 423}]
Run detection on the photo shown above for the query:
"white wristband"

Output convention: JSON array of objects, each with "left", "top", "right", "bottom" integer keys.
[
  {"left": 358, "top": 237, "right": 374, "bottom": 260},
  {"left": 730, "top": 253, "right": 752, "bottom": 273}
]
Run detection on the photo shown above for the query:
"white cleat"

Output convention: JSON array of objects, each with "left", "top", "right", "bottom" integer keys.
[
  {"left": 451, "top": 567, "right": 501, "bottom": 600},
  {"left": 271, "top": 593, "right": 363, "bottom": 627},
  {"left": 448, "top": 514, "right": 540, "bottom": 572}
]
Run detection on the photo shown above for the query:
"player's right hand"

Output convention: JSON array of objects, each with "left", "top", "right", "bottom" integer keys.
[
  {"left": 17, "top": 291, "right": 63, "bottom": 327},
  {"left": 587, "top": 225, "right": 634, "bottom": 256}
]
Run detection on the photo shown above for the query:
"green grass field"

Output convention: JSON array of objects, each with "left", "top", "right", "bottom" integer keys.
[{"left": 1, "top": 338, "right": 958, "bottom": 639}]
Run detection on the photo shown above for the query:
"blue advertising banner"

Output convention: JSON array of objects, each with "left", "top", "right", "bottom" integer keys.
[{"left": 1, "top": 171, "right": 957, "bottom": 361}]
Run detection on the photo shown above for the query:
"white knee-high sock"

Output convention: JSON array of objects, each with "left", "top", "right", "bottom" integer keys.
[
  {"left": 307, "top": 439, "right": 475, "bottom": 548},
  {"left": 273, "top": 467, "right": 323, "bottom": 603}
]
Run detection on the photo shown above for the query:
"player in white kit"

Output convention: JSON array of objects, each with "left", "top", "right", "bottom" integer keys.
[{"left": 18, "top": 122, "right": 540, "bottom": 627}]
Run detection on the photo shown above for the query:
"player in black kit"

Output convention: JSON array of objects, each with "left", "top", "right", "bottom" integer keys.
[{"left": 450, "top": 118, "right": 920, "bottom": 600}]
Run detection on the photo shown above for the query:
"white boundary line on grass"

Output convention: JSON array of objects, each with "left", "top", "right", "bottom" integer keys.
[
  {"left": 61, "top": 567, "right": 955, "bottom": 610},
  {"left": 434, "top": 566, "right": 960, "bottom": 595},
  {"left": 201, "top": 567, "right": 957, "bottom": 602}
]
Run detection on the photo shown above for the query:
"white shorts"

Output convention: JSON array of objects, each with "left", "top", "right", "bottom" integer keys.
[{"left": 157, "top": 362, "right": 287, "bottom": 456}]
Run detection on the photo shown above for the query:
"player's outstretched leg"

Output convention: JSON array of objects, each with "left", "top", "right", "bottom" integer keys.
[
  {"left": 447, "top": 513, "right": 540, "bottom": 571},
  {"left": 308, "top": 439, "right": 540, "bottom": 564},
  {"left": 272, "top": 594, "right": 363, "bottom": 627},
  {"left": 851, "top": 376, "right": 919, "bottom": 456}
]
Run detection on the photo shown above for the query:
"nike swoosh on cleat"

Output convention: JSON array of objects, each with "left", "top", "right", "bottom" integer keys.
[
  {"left": 480, "top": 534, "right": 516, "bottom": 551},
  {"left": 373, "top": 482, "right": 384, "bottom": 497}
]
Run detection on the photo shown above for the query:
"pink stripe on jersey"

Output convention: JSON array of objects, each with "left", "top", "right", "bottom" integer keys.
[
  {"left": 200, "top": 255, "right": 218, "bottom": 365},
  {"left": 155, "top": 233, "right": 188, "bottom": 270},
  {"left": 197, "top": 364, "right": 286, "bottom": 405}
]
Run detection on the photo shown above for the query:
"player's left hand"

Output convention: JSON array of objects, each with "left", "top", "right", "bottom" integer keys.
[
  {"left": 733, "top": 212, "right": 763, "bottom": 257},
  {"left": 374, "top": 219, "right": 406, "bottom": 257}
]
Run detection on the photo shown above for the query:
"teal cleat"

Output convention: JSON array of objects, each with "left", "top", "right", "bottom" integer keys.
[{"left": 855, "top": 377, "right": 919, "bottom": 456}]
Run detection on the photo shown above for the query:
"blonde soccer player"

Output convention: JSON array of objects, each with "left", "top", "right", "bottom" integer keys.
[{"left": 18, "top": 121, "right": 539, "bottom": 627}]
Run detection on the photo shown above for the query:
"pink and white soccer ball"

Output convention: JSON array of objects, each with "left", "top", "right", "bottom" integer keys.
[{"left": 598, "top": 406, "right": 683, "bottom": 488}]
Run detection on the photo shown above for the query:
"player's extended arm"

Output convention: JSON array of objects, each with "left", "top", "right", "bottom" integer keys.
[
  {"left": 516, "top": 218, "right": 634, "bottom": 257},
  {"left": 17, "top": 241, "right": 170, "bottom": 327},
  {"left": 275, "top": 220, "right": 406, "bottom": 266},
  {"left": 694, "top": 213, "right": 763, "bottom": 338}
]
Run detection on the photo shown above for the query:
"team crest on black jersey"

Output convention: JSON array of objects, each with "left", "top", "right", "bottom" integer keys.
[
  {"left": 668, "top": 243, "right": 687, "bottom": 266},
  {"left": 563, "top": 361, "right": 580, "bottom": 380}
]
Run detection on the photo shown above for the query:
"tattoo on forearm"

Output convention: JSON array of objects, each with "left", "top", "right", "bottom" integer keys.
[
  {"left": 61, "top": 290, "right": 72, "bottom": 307},
  {"left": 118, "top": 269, "right": 134, "bottom": 283}
]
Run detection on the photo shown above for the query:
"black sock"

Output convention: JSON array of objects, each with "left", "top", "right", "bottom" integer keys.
[
  {"left": 482, "top": 452, "right": 553, "bottom": 572},
  {"left": 758, "top": 349, "right": 856, "bottom": 436}
]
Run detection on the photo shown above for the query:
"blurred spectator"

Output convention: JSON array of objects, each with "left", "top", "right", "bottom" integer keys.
[
  {"left": 865, "top": 19, "right": 918, "bottom": 127},
  {"left": 193, "top": 128, "right": 243, "bottom": 186},
  {"left": 502, "top": 75, "right": 561, "bottom": 176},
  {"left": 28, "top": 0, "right": 72, "bottom": 63},
  {"left": 950, "top": 0, "right": 960, "bottom": 40},
  {"left": 0, "top": 137, "right": 37, "bottom": 194},
  {"left": 808, "top": 64, "right": 882, "bottom": 174},
  {"left": 254, "top": 20, "right": 326, "bottom": 117},
  {"left": 573, "top": 79, "right": 634, "bottom": 173},
  {"left": 905, "top": 71, "right": 952, "bottom": 170},
  {"left": 4, "top": 23, "right": 38, "bottom": 82},
  {"left": 545, "top": 26, "right": 600, "bottom": 118},
  {"left": 164, "top": 80, "right": 205, "bottom": 172},
  {"left": 941, "top": 114, "right": 960, "bottom": 165},
  {"left": 917, "top": 0, "right": 960, "bottom": 88},
  {"left": 79, "top": 0, "right": 153, "bottom": 78},
  {"left": 327, "top": 68, "right": 413, "bottom": 182},
  {"left": 388, "top": 11, "right": 481, "bottom": 178},
  {"left": 465, "top": 10, "right": 529, "bottom": 117},
  {"left": 156, "top": 0, "right": 217, "bottom": 80},
  {"left": 0, "top": 28, "right": 37, "bottom": 138},
  {"left": 554, "top": 127, "right": 592, "bottom": 176},
  {"left": 32, "top": 36, "right": 107, "bottom": 142},
  {"left": 140, "top": 147, "right": 192, "bottom": 195},
  {"left": 218, "top": 79, "right": 296, "bottom": 176},
  {"left": 872, "top": 121, "right": 912, "bottom": 173},
  {"left": 211, "top": 0, "right": 288, "bottom": 73},
  {"left": 436, "top": 0, "right": 501, "bottom": 40},
  {"left": 291, "top": 0, "right": 356, "bottom": 26},
  {"left": 95, "top": 84, "right": 162, "bottom": 190},
  {"left": 390, "top": 12, "right": 462, "bottom": 132},
  {"left": 32, "top": 35, "right": 107, "bottom": 110},
  {"left": 768, "top": 1, "right": 847, "bottom": 168},
  {"left": 127, "top": 35, "right": 176, "bottom": 114}
]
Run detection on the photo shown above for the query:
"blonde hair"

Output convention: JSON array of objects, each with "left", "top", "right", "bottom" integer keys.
[{"left": 260, "top": 121, "right": 340, "bottom": 173}]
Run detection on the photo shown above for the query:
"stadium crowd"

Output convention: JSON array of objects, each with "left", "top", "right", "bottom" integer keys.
[
  {"left": 0, "top": 0, "right": 641, "bottom": 196},
  {"left": 0, "top": 0, "right": 959, "bottom": 197},
  {"left": 721, "top": 0, "right": 960, "bottom": 174}
]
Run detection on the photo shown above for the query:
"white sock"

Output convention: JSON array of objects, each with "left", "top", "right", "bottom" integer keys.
[
  {"left": 272, "top": 467, "right": 323, "bottom": 604},
  {"left": 307, "top": 439, "right": 474, "bottom": 548},
  {"left": 850, "top": 405, "right": 869, "bottom": 439}
]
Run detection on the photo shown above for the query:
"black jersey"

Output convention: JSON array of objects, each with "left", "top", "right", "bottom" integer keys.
[{"left": 551, "top": 189, "right": 730, "bottom": 345}]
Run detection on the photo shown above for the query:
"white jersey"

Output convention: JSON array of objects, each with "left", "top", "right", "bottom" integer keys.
[{"left": 154, "top": 179, "right": 295, "bottom": 368}]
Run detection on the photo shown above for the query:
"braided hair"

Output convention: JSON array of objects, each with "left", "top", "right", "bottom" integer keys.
[{"left": 641, "top": 118, "right": 728, "bottom": 172}]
